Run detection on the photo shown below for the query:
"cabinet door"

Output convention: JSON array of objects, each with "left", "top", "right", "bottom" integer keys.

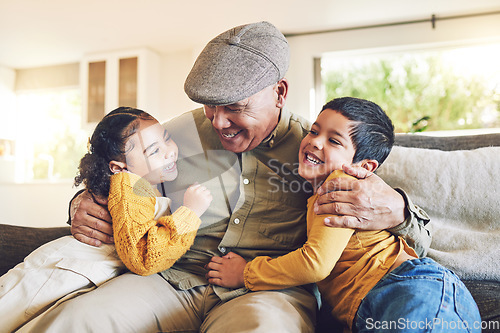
[
  {"left": 82, "top": 49, "right": 159, "bottom": 125},
  {"left": 119, "top": 57, "right": 138, "bottom": 108},
  {"left": 87, "top": 61, "right": 106, "bottom": 123}
]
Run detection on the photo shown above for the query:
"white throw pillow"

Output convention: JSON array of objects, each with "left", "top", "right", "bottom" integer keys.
[{"left": 377, "top": 146, "right": 500, "bottom": 281}]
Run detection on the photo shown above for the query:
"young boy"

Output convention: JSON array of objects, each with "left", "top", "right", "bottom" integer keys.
[{"left": 205, "top": 97, "right": 481, "bottom": 332}]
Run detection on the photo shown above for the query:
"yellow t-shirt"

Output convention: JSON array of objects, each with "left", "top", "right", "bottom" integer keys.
[{"left": 244, "top": 170, "right": 417, "bottom": 331}]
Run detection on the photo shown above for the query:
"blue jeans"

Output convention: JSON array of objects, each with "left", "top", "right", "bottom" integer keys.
[{"left": 355, "top": 258, "right": 481, "bottom": 333}]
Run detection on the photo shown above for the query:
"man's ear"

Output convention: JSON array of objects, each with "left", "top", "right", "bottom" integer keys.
[
  {"left": 275, "top": 78, "right": 288, "bottom": 108},
  {"left": 109, "top": 160, "right": 127, "bottom": 174},
  {"left": 355, "top": 159, "right": 379, "bottom": 173}
]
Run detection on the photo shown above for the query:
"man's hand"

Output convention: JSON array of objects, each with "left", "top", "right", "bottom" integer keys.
[
  {"left": 70, "top": 190, "right": 114, "bottom": 247},
  {"left": 205, "top": 252, "right": 247, "bottom": 289},
  {"left": 314, "top": 165, "right": 407, "bottom": 230}
]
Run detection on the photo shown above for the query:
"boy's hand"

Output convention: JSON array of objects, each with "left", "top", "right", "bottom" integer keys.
[{"left": 205, "top": 252, "right": 247, "bottom": 289}]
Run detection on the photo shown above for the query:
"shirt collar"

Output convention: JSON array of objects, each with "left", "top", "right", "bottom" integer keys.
[{"left": 258, "top": 108, "right": 290, "bottom": 149}]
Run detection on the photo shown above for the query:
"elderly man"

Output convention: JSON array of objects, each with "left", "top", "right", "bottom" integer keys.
[{"left": 28, "top": 21, "right": 430, "bottom": 332}]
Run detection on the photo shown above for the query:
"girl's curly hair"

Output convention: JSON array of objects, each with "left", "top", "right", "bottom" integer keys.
[{"left": 74, "top": 107, "right": 154, "bottom": 197}]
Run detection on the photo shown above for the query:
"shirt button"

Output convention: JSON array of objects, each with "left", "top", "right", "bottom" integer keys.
[
  {"left": 234, "top": 218, "right": 240, "bottom": 224},
  {"left": 219, "top": 247, "right": 226, "bottom": 253},
  {"left": 243, "top": 178, "right": 249, "bottom": 185}
]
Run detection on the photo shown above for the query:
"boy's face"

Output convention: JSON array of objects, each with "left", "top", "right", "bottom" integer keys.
[
  {"left": 298, "top": 109, "right": 356, "bottom": 187},
  {"left": 124, "top": 119, "right": 179, "bottom": 185}
]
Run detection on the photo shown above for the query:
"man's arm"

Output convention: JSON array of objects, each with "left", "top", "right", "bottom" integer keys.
[
  {"left": 315, "top": 165, "right": 431, "bottom": 257},
  {"left": 68, "top": 189, "right": 114, "bottom": 247},
  {"left": 385, "top": 188, "right": 431, "bottom": 257}
]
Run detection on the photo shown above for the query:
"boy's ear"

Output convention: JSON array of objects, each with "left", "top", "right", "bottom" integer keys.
[
  {"left": 355, "top": 159, "right": 379, "bottom": 173},
  {"left": 109, "top": 161, "right": 127, "bottom": 174}
]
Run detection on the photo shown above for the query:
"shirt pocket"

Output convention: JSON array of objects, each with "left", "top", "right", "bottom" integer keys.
[{"left": 254, "top": 191, "right": 307, "bottom": 249}]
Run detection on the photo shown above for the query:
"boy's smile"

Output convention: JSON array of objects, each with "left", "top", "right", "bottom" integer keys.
[{"left": 298, "top": 109, "right": 357, "bottom": 188}]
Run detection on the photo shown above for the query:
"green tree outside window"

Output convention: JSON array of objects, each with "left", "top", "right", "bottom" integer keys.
[{"left": 323, "top": 52, "right": 499, "bottom": 133}]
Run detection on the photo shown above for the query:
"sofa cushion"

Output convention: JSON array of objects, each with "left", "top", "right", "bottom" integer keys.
[
  {"left": 0, "top": 224, "right": 71, "bottom": 276},
  {"left": 376, "top": 144, "right": 500, "bottom": 330},
  {"left": 377, "top": 146, "right": 500, "bottom": 281}
]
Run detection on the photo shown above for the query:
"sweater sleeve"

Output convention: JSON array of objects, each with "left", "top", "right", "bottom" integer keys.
[
  {"left": 108, "top": 172, "right": 201, "bottom": 276},
  {"left": 244, "top": 170, "right": 355, "bottom": 291}
]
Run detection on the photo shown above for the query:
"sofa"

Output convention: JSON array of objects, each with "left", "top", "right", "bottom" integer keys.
[{"left": 1, "top": 132, "right": 499, "bottom": 333}]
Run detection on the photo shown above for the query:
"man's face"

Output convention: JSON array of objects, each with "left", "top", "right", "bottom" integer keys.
[
  {"left": 203, "top": 84, "right": 282, "bottom": 153},
  {"left": 298, "top": 109, "right": 356, "bottom": 188}
]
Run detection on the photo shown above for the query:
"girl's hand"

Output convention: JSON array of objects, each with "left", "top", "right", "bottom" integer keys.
[
  {"left": 183, "top": 183, "right": 212, "bottom": 217},
  {"left": 205, "top": 252, "right": 247, "bottom": 289}
]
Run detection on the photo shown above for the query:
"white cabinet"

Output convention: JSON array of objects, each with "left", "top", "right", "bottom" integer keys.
[{"left": 81, "top": 48, "right": 161, "bottom": 125}]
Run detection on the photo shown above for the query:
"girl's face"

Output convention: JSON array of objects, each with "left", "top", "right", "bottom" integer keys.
[
  {"left": 124, "top": 118, "right": 178, "bottom": 184},
  {"left": 298, "top": 109, "right": 356, "bottom": 188}
]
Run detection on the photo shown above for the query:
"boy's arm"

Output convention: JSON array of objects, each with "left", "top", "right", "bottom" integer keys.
[
  {"left": 108, "top": 172, "right": 201, "bottom": 276},
  {"left": 207, "top": 171, "right": 355, "bottom": 291},
  {"left": 244, "top": 218, "right": 353, "bottom": 291}
]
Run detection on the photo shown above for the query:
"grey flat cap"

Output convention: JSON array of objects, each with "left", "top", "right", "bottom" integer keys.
[{"left": 184, "top": 21, "right": 290, "bottom": 105}]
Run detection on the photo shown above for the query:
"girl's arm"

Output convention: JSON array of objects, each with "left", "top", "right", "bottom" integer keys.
[
  {"left": 208, "top": 170, "right": 355, "bottom": 290},
  {"left": 108, "top": 172, "right": 202, "bottom": 276}
]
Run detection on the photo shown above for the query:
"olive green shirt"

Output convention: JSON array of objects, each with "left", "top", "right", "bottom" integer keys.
[{"left": 161, "top": 107, "right": 431, "bottom": 301}]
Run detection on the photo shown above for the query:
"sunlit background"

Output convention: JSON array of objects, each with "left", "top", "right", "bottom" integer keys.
[
  {"left": 321, "top": 43, "right": 500, "bottom": 133},
  {"left": 0, "top": 0, "right": 499, "bottom": 226}
]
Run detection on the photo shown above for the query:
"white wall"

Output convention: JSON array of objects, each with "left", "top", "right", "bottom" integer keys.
[
  {"left": 0, "top": 181, "right": 79, "bottom": 227},
  {"left": 0, "top": 66, "right": 16, "bottom": 139},
  {"left": 157, "top": 49, "right": 200, "bottom": 122}
]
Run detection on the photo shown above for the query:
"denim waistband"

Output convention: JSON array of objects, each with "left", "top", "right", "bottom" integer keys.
[{"left": 383, "top": 257, "right": 460, "bottom": 282}]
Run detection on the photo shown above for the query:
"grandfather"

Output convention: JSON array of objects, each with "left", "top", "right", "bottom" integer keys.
[{"left": 28, "top": 21, "right": 430, "bottom": 332}]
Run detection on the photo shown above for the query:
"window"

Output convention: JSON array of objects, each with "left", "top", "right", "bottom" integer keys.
[
  {"left": 15, "top": 88, "right": 87, "bottom": 182},
  {"left": 320, "top": 42, "right": 500, "bottom": 133}
]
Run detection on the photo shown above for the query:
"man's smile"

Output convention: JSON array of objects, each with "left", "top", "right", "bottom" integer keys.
[{"left": 221, "top": 130, "right": 243, "bottom": 139}]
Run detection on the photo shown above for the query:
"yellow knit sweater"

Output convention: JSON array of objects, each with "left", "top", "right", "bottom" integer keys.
[{"left": 108, "top": 172, "right": 201, "bottom": 276}]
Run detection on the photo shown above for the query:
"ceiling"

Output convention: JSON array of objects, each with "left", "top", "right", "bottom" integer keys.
[{"left": 1, "top": 0, "right": 499, "bottom": 69}]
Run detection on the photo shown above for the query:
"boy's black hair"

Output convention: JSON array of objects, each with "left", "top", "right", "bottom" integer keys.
[
  {"left": 321, "top": 97, "right": 394, "bottom": 168},
  {"left": 74, "top": 107, "right": 154, "bottom": 197}
]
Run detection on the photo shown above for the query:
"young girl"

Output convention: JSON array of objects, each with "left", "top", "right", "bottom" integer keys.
[
  {"left": 0, "top": 107, "right": 211, "bottom": 332},
  {"left": 205, "top": 97, "right": 481, "bottom": 332}
]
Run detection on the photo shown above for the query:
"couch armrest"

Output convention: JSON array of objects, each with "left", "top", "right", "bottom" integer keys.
[{"left": 0, "top": 224, "right": 71, "bottom": 276}]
